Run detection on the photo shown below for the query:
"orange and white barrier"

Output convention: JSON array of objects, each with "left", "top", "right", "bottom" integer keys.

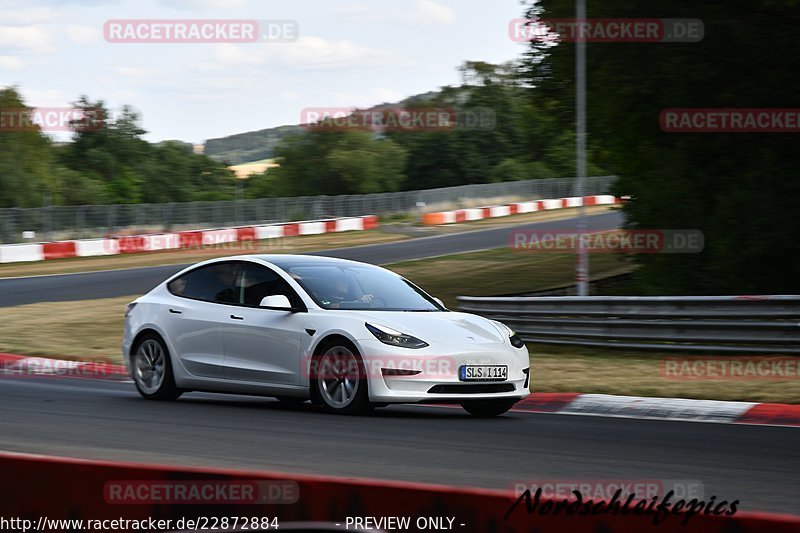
[{"left": 422, "top": 195, "right": 621, "bottom": 225}]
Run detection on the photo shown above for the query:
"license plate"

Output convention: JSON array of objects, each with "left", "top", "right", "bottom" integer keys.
[{"left": 459, "top": 365, "right": 508, "bottom": 382}]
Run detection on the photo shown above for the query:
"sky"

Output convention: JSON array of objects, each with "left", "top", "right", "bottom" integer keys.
[{"left": 0, "top": 0, "right": 527, "bottom": 144}]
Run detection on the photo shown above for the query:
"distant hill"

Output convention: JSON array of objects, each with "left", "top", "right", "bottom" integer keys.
[
  {"left": 204, "top": 125, "right": 303, "bottom": 165},
  {"left": 202, "top": 91, "right": 443, "bottom": 165}
]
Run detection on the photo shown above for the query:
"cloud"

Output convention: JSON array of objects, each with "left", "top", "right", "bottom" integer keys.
[
  {"left": 325, "top": 87, "right": 408, "bottom": 107},
  {"left": 0, "top": 55, "right": 24, "bottom": 69},
  {"left": 64, "top": 24, "right": 100, "bottom": 44},
  {"left": 16, "top": 87, "right": 70, "bottom": 106},
  {"left": 157, "top": 0, "right": 249, "bottom": 10},
  {"left": 0, "top": 6, "right": 56, "bottom": 25},
  {"left": 410, "top": 0, "right": 456, "bottom": 26},
  {"left": 0, "top": 25, "right": 53, "bottom": 51},
  {"left": 213, "top": 36, "right": 411, "bottom": 70},
  {"left": 335, "top": 0, "right": 455, "bottom": 27}
]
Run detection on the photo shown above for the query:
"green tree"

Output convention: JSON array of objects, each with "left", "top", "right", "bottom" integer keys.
[
  {"left": 259, "top": 130, "right": 408, "bottom": 197},
  {"left": 522, "top": 0, "right": 800, "bottom": 294},
  {"left": 0, "top": 87, "right": 56, "bottom": 207}
]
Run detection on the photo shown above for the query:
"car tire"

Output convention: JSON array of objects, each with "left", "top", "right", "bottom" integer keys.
[
  {"left": 310, "top": 339, "right": 372, "bottom": 415},
  {"left": 132, "top": 333, "right": 182, "bottom": 401},
  {"left": 461, "top": 399, "right": 516, "bottom": 417}
]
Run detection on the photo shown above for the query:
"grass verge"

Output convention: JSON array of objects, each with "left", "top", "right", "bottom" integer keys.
[
  {"left": 1, "top": 296, "right": 795, "bottom": 403},
  {"left": 387, "top": 247, "right": 634, "bottom": 309},
  {"left": 530, "top": 344, "right": 800, "bottom": 404}
]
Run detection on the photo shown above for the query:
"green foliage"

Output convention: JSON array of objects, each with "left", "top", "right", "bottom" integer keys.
[
  {"left": 251, "top": 130, "right": 408, "bottom": 197},
  {"left": 0, "top": 88, "right": 55, "bottom": 208},
  {"left": 0, "top": 89, "right": 236, "bottom": 207},
  {"left": 524, "top": 0, "right": 800, "bottom": 294},
  {"left": 261, "top": 61, "right": 595, "bottom": 194}
]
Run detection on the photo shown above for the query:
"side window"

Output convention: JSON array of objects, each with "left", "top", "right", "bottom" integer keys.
[
  {"left": 237, "top": 264, "right": 304, "bottom": 308},
  {"left": 167, "top": 263, "right": 239, "bottom": 304}
]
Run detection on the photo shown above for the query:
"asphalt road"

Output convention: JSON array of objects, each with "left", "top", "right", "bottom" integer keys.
[
  {"left": 0, "top": 377, "right": 797, "bottom": 514},
  {"left": 0, "top": 211, "right": 622, "bottom": 306}
]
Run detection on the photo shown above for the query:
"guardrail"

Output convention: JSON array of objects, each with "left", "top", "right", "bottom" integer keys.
[
  {"left": 458, "top": 295, "right": 800, "bottom": 354},
  {"left": 0, "top": 175, "right": 616, "bottom": 243}
]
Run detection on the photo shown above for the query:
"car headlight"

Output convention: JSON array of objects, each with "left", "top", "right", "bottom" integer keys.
[
  {"left": 365, "top": 323, "right": 428, "bottom": 349},
  {"left": 500, "top": 322, "right": 526, "bottom": 349}
]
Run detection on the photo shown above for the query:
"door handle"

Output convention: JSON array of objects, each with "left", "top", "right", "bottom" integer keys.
[
  {"left": 169, "top": 308, "right": 182, "bottom": 314},
  {"left": 230, "top": 314, "right": 244, "bottom": 320}
]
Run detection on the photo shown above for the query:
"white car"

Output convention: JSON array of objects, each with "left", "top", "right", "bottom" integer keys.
[{"left": 123, "top": 255, "right": 530, "bottom": 416}]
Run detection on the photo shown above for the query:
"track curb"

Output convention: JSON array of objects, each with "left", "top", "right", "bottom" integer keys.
[{"left": 3, "top": 353, "right": 798, "bottom": 426}]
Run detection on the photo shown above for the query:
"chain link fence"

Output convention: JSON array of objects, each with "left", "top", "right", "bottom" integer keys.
[{"left": 0, "top": 176, "right": 616, "bottom": 243}]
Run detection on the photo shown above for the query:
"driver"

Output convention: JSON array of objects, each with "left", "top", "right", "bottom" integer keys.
[{"left": 324, "top": 269, "right": 374, "bottom": 308}]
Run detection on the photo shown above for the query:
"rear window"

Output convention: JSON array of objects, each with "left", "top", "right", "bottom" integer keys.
[{"left": 167, "top": 263, "right": 238, "bottom": 304}]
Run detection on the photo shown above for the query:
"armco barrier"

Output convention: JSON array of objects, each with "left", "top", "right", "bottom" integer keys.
[
  {"left": 0, "top": 215, "right": 379, "bottom": 264},
  {"left": 458, "top": 295, "right": 800, "bottom": 354},
  {"left": 1, "top": 452, "right": 798, "bottom": 532}
]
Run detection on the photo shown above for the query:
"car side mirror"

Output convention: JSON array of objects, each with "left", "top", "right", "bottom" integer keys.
[
  {"left": 260, "top": 294, "right": 292, "bottom": 310},
  {"left": 433, "top": 297, "right": 446, "bottom": 308}
]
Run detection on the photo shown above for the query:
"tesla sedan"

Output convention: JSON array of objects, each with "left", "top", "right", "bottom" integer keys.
[{"left": 123, "top": 255, "right": 530, "bottom": 416}]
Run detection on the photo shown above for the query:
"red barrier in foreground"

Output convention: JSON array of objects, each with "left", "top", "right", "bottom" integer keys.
[{"left": 0, "top": 451, "right": 798, "bottom": 532}]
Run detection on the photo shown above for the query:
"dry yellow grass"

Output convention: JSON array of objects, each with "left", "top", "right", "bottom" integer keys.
[
  {"left": 228, "top": 158, "right": 279, "bottom": 179},
  {"left": 389, "top": 247, "right": 633, "bottom": 309},
  {"left": 0, "top": 295, "right": 133, "bottom": 362},
  {"left": 531, "top": 347, "right": 800, "bottom": 404}
]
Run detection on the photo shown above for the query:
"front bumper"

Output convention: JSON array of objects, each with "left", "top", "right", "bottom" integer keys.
[{"left": 357, "top": 339, "right": 530, "bottom": 403}]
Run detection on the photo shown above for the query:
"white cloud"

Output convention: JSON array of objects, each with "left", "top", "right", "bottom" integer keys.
[
  {"left": 0, "top": 7, "right": 56, "bottom": 26},
  {"left": 410, "top": 0, "right": 456, "bottom": 26},
  {"left": 213, "top": 36, "right": 411, "bottom": 70},
  {"left": 333, "top": 4, "right": 377, "bottom": 24},
  {"left": 64, "top": 24, "right": 100, "bottom": 44},
  {"left": 336, "top": 0, "right": 455, "bottom": 27},
  {"left": 0, "top": 55, "right": 24, "bottom": 69},
  {"left": 115, "top": 66, "right": 153, "bottom": 79},
  {"left": 157, "top": 0, "right": 248, "bottom": 10},
  {"left": 325, "top": 87, "right": 408, "bottom": 107},
  {"left": 0, "top": 25, "right": 53, "bottom": 51},
  {"left": 16, "top": 87, "right": 70, "bottom": 106}
]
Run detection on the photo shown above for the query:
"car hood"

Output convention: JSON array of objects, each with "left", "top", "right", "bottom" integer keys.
[{"left": 341, "top": 310, "right": 507, "bottom": 345}]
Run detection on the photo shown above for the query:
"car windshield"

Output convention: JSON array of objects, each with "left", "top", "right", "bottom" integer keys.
[{"left": 277, "top": 261, "right": 443, "bottom": 311}]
